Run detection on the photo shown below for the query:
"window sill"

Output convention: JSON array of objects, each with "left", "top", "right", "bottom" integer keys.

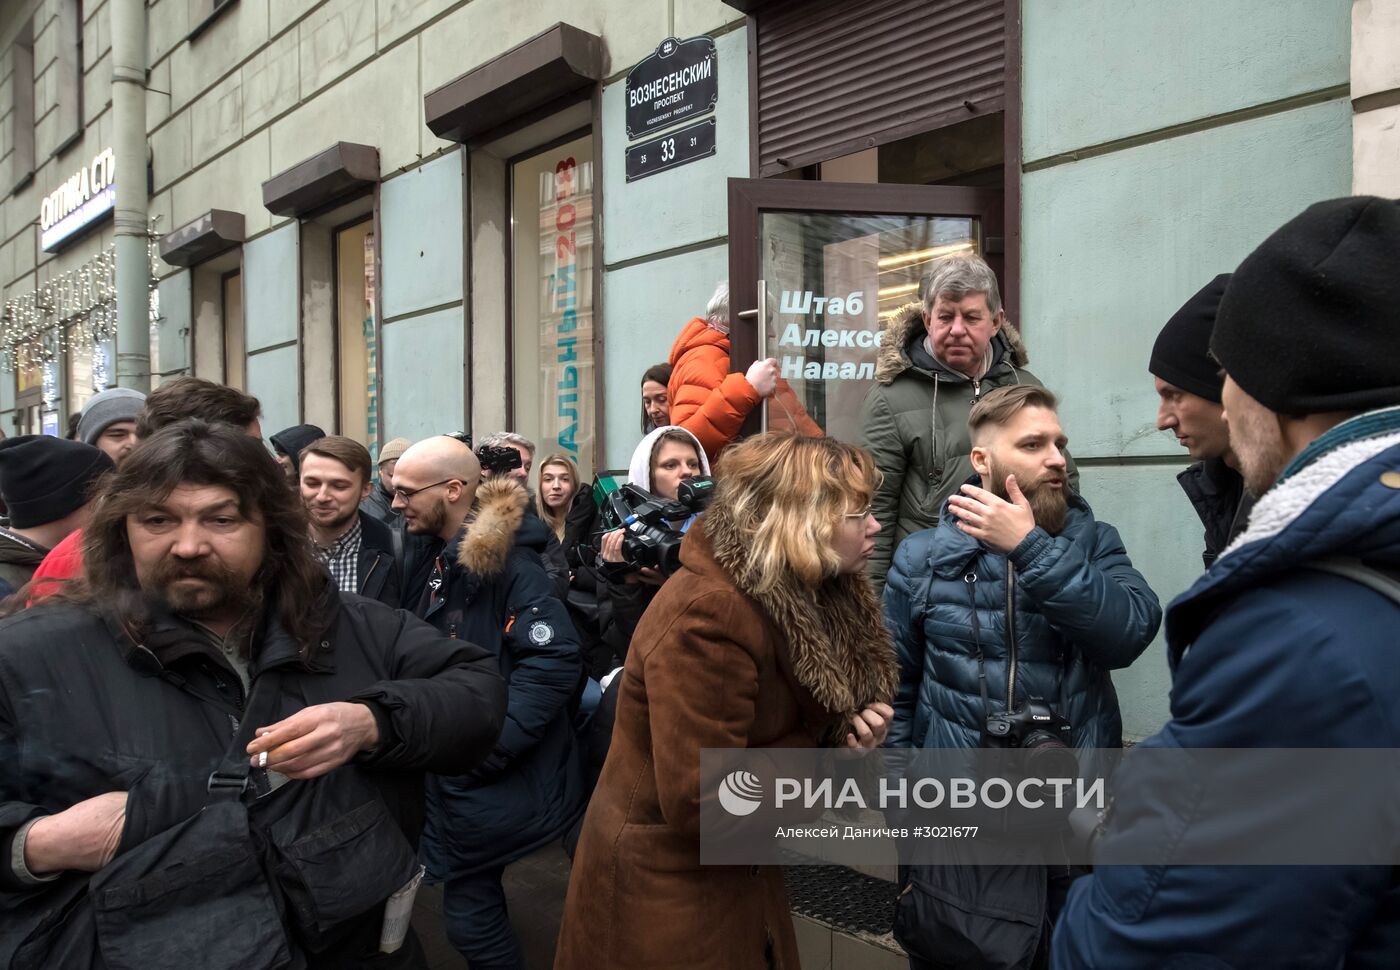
[
  {"left": 188, "top": 0, "right": 238, "bottom": 43},
  {"left": 52, "top": 129, "right": 83, "bottom": 161}
]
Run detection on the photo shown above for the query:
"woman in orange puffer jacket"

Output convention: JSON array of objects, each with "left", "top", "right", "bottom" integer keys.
[{"left": 667, "top": 283, "right": 821, "bottom": 463}]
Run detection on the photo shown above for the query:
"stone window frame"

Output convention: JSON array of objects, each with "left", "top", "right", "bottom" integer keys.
[
  {"left": 188, "top": 0, "right": 239, "bottom": 43},
  {"left": 52, "top": 0, "right": 83, "bottom": 158},
  {"left": 10, "top": 17, "right": 36, "bottom": 194}
]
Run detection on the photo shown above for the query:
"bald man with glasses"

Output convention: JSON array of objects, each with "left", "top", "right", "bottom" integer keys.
[{"left": 393, "top": 434, "right": 584, "bottom": 970}]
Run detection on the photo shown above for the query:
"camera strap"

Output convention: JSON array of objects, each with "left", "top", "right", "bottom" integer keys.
[{"left": 965, "top": 571, "right": 993, "bottom": 732}]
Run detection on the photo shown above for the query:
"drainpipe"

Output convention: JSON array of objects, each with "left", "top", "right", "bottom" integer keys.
[{"left": 111, "top": 0, "right": 149, "bottom": 390}]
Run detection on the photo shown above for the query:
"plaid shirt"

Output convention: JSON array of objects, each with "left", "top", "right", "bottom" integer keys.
[{"left": 316, "top": 516, "right": 363, "bottom": 593}]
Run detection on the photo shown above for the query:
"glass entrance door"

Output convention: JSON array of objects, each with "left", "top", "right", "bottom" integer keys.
[{"left": 728, "top": 180, "right": 1003, "bottom": 443}]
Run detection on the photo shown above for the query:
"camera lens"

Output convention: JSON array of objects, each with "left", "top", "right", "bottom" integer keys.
[{"left": 1021, "top": 732, "right": 1078, "bottom": 780}]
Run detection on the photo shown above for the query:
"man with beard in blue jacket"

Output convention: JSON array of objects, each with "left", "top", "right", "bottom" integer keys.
[
  {"left": 392, "top": 434, "right": 584, "bottom": 970},
  {"left": 1053, "top": 197, "right": 1400, "bottom": 967},
  {"left": 885, "top": 384, "right": 1161, "bottom": 968}
]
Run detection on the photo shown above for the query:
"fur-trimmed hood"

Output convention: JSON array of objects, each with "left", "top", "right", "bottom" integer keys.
[
  {"left": 1167, "top": 407, "right": 1400, "bottom": 657},
  {"left": 874, "top": 302, "right": 1029, "bottom": 385},
  {"left": 455, "top": 477, "right": 542, "bottom": 577},
  {"left": 696, "top": 504, "right": 899, "bottom": 740}
]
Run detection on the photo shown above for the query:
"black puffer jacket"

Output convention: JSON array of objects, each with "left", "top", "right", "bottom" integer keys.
[{"left": 0, "top": 589, "right": 507, "bottom": 968}]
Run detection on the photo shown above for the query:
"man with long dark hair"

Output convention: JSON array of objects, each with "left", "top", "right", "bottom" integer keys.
[
  {"left": 0, "top": 420, "right": 507, "bottom": 968},
  {"left": 26, "top": 376, "right": 267, "bottom": 599}
]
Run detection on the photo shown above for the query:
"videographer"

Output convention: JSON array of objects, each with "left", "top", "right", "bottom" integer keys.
[
  {"left": 474, "top": 431, "right": 570, "bottom": 601},
  {"left": 474, "top": 431, "right": 534, "bottom": 486},
  {"left": 883, "top": 385, "right": 1160, "bottom": 969},
  {"left": 596, "top": 426, "right": 711, "bottom": 668}
]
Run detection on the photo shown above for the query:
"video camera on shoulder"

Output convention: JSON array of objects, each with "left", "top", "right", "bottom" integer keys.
[
  {"left": 477, "top": 445, "right": 523, "bottom": 476},
  {"left": 592, "top": 477, "right": 715, "bottom": 575}
]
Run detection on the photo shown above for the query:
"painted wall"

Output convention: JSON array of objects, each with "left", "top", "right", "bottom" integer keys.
[
  {"left": 1021, "top": 0, "right": 1353, "bottom": 737},
  {"left": 600, "top": 27, "right": 748, "bottom": 264},
  {"left": 381, "top": 305, "right": 465, "bottom": 443},
  {"left": 1352, "top": 0, "right": 1400, "bottom": 196},
  {"left": 242, "top": 223, "right": 300, "bottom": 434},
  {"left": 601, "top": 244, "right": 729, "bottom": 469},
  {"left": 1023, "top": 0, "right": 1350, "bottom": 161},
  {"left": 377, "top": 149, "right": 465, "bottom": 442},
  {"left": 380, "top": 150, "right": 463, "bottom": 321},
  {"left": 155, "top": 269, "right": 192, "bottom": 377},
  {"left": 598, "top": 23, "right": 748, "bottom": 470}
]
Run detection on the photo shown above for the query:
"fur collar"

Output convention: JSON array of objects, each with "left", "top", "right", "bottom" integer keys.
[
  {"left": 874, "top": 302, "right": 1029, "bottom": 385},
  {"left": 456, "top": 478, "right": 529, "bottom": 577},
  {"left": 701, "top": 506, "right": 899, "bottom": 742}
]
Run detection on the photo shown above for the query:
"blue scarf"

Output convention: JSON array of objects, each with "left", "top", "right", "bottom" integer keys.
[{"left": 1278, "top": 405, "right": 1400, "bottom": 485}]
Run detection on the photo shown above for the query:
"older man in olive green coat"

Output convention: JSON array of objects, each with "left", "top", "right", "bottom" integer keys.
[{"left": 858, "top": 254, "right": 1077, "bottom": 594}]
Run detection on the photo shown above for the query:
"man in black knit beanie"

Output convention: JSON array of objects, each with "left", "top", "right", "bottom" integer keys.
[
  {"left": 1149, "top": 274, "right": 1254, "bottom": 568},
  {"left": 1056, "top": 195, "right": 1400, "bottom": 967},
  {"left": 0, "top": 436, "right": 113, "bottom": 597}
]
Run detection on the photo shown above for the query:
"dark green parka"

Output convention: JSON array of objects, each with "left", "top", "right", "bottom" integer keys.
[{"left": 858, "top": 304, "right": 1078, "bottom": 593}]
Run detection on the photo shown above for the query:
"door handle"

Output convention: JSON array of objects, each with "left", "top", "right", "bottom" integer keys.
[{"left": 756, "top": 279, "right": 768, "bottom": 432}]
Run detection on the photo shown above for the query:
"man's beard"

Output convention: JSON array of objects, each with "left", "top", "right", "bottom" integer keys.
[
  {"left": 988, "top": 459, "right": 1069, "bottom": 536},
  {"left": 146, "top": 555, "right": 260, "bottom": 621},
  {"left": 1228, "top": 410, "right": 1288, "bottom": 499},
  {"left": 310, "top": 504, "right": 357, "bottom": 534},
  {"left": 407, "top": 496, "right": 448, "bottom": 537}
]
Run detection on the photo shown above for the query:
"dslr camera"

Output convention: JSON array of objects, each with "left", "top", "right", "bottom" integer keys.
[
  {"left": 984, "top": 697, "right": 1076, "bottom": 778},
  {"left": 595, "top": 477, "right": 715, "bottom": 575}
]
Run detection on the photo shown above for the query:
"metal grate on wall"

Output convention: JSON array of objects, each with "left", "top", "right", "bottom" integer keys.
[{"left": 755, "top": 0, "right": 1005, "bottom": 176}]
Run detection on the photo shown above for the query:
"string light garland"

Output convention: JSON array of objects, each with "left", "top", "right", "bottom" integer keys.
[{"left": 0, "top": 219, "right": 162, "bottom": 375}]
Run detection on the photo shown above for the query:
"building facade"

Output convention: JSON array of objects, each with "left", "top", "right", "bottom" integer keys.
[{"left": 0, "top": 0, "right": 1390, "bottom": 735}]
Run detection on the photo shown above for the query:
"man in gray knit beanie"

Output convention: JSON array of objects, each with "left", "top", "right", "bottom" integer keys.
[{"left": 76, "top": 387, "right": 145, "bottom": 465}]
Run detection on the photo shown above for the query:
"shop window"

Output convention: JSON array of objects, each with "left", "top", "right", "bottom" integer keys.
[
  {"left": 293, "top": 193, "right": 379, "bottom": 449},
  {"left": 63, "top": 324, "right": 115, "bottom": 416},
  {"left": 188, "top": 253, "right": 245, "bottom": 387},
  {"left": 334, "top": 218, "right": 377, "bottom": 452},
  {"left": 510, "top": 133, "right": 595, "bottom": 479},
  {"left": 222, "top": 269, "right": 245, "bottom": 389},
  {"left": 764, "top": 211, "right": 977, "bottom": 440},
  {"left": 14, "top": 353, "right": 43, "bottom": 435}
]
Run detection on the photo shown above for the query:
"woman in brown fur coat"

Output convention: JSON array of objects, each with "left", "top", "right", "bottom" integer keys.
[{"left": 554, "top": 433, "right": 898, "bottom": 970}]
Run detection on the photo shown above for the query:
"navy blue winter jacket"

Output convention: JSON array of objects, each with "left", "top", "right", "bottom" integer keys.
[
  {"left": 1053, "top": 409, "right": 1400, "bottom": 968},
  {"left": 885, "top": 489, "right": 1161, "bottom": 755},
  {"left": 406, "top": 479, "right": 585, "bottom": 878}
]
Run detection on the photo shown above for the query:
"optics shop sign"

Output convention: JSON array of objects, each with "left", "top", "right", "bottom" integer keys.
[
  {"left": 40, "top": 147, "right": 116, "bottom": 252},
  {"left": 625, "top": 36, "right": 718, "bottom": 139}
]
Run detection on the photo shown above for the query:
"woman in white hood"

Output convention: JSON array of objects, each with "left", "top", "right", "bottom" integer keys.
[
  {"left": 624, "top": 425, "right": 711, "bottom": 499},
  {"left": 598, "top": 426, "right": 711, "bottom": 663}
]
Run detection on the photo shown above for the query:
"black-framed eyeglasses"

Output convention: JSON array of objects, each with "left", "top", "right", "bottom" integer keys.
[{"left": 393, "top": 479, "right": 457, "bottom": 502}]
